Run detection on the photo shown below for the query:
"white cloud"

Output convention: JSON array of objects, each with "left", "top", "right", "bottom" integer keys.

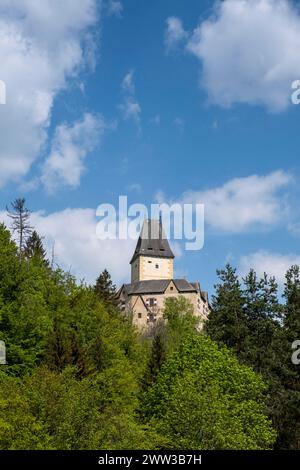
[
  {"left": 287, "top": 221, "right": 300, "bottom": 238},
  {"left": 42, "top": 113, "right": 107, "bottom": 192},
  {"left": 165, "top": 16, "right": 188, "bottom": 52},
  {"left": 120, "top": 98, "right": 141, "bottom": 124},
  {"left": 173, "top": 117, "right": 185, "bottom": 132},
  {"left": 150, "top": 115, "right": 161, "bottom": 126},
  {"left": 107, "top": 0, "right": 123, "bottom": 17},
  {"left": 121, "top": 70, "right": 135, "bottom": 94},
  {"left": 239, "top": 250, "right": 300, "bottom": 285},
  {"left": 182, "top": 170, "right": 291, "bottom": 232},
  {"left": 0, "top": 206, "right": 184, "bottom": 285},
  {"left": 127, "top": 183, "right": 142, "bottom": 193},
  {"left": 0, "top": 208, "right": 135, "bottom": 285},
  {"left": 187, "top": 0, "right": 300, "bottom": 111},
  {"left": 0, "top": 0, "right": 99, "bottom": 187},
  {"left": 120, "top": 70, "right": 141, "bottom": 129}
]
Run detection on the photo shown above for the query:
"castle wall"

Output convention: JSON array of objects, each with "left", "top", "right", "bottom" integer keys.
[
  {"left": 128, "top": 290, "right": 209, "bottom": 330},
  {"left": 131, "top": 256, "right": 174, "bottom": 282}
]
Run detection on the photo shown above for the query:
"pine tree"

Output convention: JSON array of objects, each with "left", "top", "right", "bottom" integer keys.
[
  {"left": 279, "top": 265, "right": 300, "bottom": 449},
  {"left": 205, "top": 264, "right": 247, "bottom": 355},
  {"left": 94, "top": 269, "right": 117, "bottom": 305},
  {"left": 6, "top": 198, "right": 32, "bottom": 254},
  {"left": 284, "top": 265, "right": 300, "bottom": 338},
  {"left": 24, "top": 230, "right": 48, "bottom": 265},
  {"left": 242, "top": 270, "right": 281, "bottom": 374},
  {"left": 143, "top": 327, "right": 167, "bottom": 388}
]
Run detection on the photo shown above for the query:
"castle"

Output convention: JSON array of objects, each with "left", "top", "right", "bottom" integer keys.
[{"left": 117, "top": 219, "right": 209, "bottom": 328}]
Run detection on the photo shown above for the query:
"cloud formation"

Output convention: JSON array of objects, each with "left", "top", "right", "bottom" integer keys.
[
  {"left": 239, "top": 250, "right": 300, "bottom": 286},
  {"left": 42, "top": 113, "right": 107, "bottom": 192},
  {"left": 165, "top": 16, "right": 188, "bottom": 52},
  {"left": 120, "top": 70, "right": 141, "bottom": 130},
  {"left": 182, "top": 170, "right": 291, "bottom": 232},
  {"left": 106, "top": 0, "right": 123, "bottom": 17},
  {"left": 186, "top": 0, "right": 300, "bottom": 111},
  {"left": 0, "top": 208, "right": 135, "bottom": 285},
  {"left": 0, "top": 0, "right": 99, "bottom": 187}
]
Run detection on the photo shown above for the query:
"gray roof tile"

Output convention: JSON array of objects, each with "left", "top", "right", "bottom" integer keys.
[
  {"left": 123, "top": 278, "right": 199, "bottom": 295},
  {"left": 130, "top": 219, "right": 174, "bottom": 264}
]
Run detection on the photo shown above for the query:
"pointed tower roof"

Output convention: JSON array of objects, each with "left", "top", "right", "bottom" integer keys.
[{"left": 130, "top": 219, "right": 174, "bottom": 264}]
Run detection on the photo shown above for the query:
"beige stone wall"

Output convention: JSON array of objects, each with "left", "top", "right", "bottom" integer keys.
[
  {"left": 131, "top": 256, "right": 174, "bottom": 282},
  {"left": 129, "top": 290, "right": 209, "bottom": 330},
  {"left": 131, "top": 257, "right": 140, "bottom": 283}
]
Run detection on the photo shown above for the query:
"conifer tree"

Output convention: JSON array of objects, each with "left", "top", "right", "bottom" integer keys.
[
  {"left": 279, "top": 265, "right": 300, "bottom": 449},
  {"left": 24, "top": 230, "right": 48, "bottom": 265},
  {"left": 284, "top": 265, "right": 300, "bottom": 338},
  {"left": 143, "top": 327, "right": 167, "bottom": 388},
  {"left": 6, "top": 198, "right": 32, "bottom": 254},
  {"left": 242, "top": 270, "right": 281, "bottom": 374},
  {"left": 205, "top": 264, "right": 247, "bottom": 355},
  {"left": 94, "top": 269, "right": 117, "bottom": 305}
]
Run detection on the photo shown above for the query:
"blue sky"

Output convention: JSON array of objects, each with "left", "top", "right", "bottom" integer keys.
[{"left": 1, "top": 0, "right": 300, "bottom": 294}]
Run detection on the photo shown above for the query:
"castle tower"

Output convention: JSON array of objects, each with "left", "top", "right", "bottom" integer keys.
[
  {"left": 117, "top": 218, "right": 210, "bottom": 328},
  {"left": 130, "top": 218, "right": 174, "bottom": 283}
]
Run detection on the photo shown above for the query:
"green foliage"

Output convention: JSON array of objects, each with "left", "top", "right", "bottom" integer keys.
[
  {"left": 143, "top": 334, "right": 276, "bottom": 449},
  {"left": 142, "top": 322, "right": 167, "bottom": 388},
  {"left": 163, "top": 296, "right": 199, "bottom": 355},
  {"left": 24, "top": 230, "right": 48, "bottom": 265},
  {"left": 206, "top": 263, "right": 300, "bottom": 449},
  {"left": 0, "top": 219, "right": 296, "bottom": 450},
  {"left": 0, "top": 366, "right": 162, "bottom": 450},
  {"left": 94, "top": 269, "right": 117, "bottom": 306},
  {"left": 206, "top": 264, "right": 247, "bottom": 354},
  {"left": 278, "top": 265, "right": 300, "bottom": 449},
  {"left": 6, "top": 198, "right": 32, "bottom": 253}
]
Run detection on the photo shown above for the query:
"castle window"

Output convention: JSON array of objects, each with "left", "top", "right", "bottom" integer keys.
[
  {"left": 138, "top": 312, "right": 142, "bottom": 319},
  {"left": 155, "top": 264, "right": 159, "bottom": 269},
  {"left": 170, "top": 286, "right": 174, "bottom": 291},
  {"left": 148, "top": 260, "right": 152, "bottom": 264}
]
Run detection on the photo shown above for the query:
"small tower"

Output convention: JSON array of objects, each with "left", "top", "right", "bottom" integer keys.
[{"left": 130, "top": 218, "right": 174, "bottom": 283}]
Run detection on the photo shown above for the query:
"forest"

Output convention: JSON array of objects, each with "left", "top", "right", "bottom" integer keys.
[{"left": 0, "top": 199, "right": 299, "bottom": 450}]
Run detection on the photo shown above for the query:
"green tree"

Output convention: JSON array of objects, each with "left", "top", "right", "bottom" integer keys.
[
  {"left": 24, "top": 230, "right": 48, "bottom": 265},
  {"left": 143, "top": 334, "right": 276, "bottom": 450},
  {"left": 142, "top": 321, "right": 167, "bottom": 388},
  {"left": 278, "top": 265, "right": 300, "bottom": 449},
  {"left": 242, "top": 270, "right": 281, "bottom": 374},
  {"left": 206, "top": 264, "right": 247, "bottom": 354},
  {"left": 0, "top": 371, "right": 51, "bottom": 449},
  {"left": 95, "top": 269, "right": 117, "bottom": 306},
  {"left": 6, "top": 198, "right": 32, "bottom": 254},
  {"left": 0, "top": 366, "right": 161, "bottom": 450}
]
